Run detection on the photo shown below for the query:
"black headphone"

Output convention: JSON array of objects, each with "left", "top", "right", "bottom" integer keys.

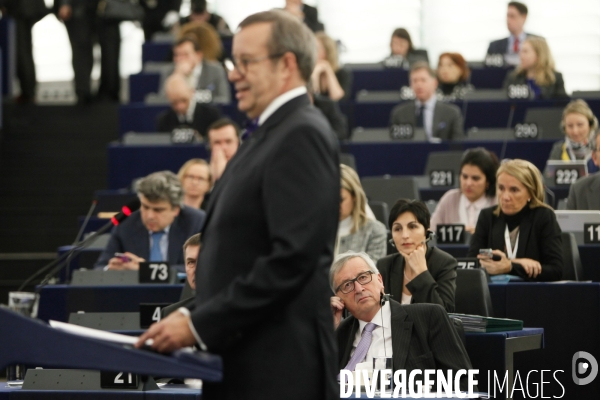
[{"left": 388, "top": 230, "right": 434, "bottom": 248}]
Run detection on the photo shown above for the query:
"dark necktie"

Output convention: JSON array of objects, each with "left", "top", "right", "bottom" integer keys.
[
  {"left": 241, "top": 118, "right": 259, "bottom": 142},
  {"left": 416, "top": 105, "right": 425, "bottom": 128}
]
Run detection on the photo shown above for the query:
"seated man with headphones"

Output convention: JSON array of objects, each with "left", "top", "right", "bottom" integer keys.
[
  {"left": 330, "top": 251, "right": 473, "bottom": 391},
  {"left": 377, "top": 199, "right": 457, "bottom": 312}
]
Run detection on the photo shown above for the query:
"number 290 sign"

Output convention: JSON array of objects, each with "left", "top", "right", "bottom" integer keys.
[{"left": 139, "top": 262, "right": 171, "bottom": 283}]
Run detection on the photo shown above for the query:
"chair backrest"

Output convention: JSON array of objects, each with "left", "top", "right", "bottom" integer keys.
[
  {"left": 455, "top": 268, "right": 494, "bottom": 317},
  {"left": 340, "top": 153, "right": 357, "bottom": 171},
  {"left": 424, "top": 151, "right": 463, "bottom": 188},
  {"left": 122, "top": 132, "right": 172, "bottom": 145},
  {"left": 561, "top": 232, "right": 584, "bottom": 281},
  {"left": 466, "top": 128, "right": 514, "bottom": 141},
  {"left": 368, "top": 200, "right": 389, "bottom": 226},
  {"left": 524, "top": 108, "right": 564, "bottom": 140},
  {"left": 361, "top": 176, "right": 420, "bottom": 210}
]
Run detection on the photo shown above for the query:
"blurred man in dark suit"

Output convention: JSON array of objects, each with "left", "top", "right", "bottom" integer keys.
[
  {"left": 157, "top": 73, "right": 221, "bottom": 138},
  {"left": 206, "top": 118, "right": 240, "bottom": 182},
  {"left": 140, "top": 0, "right": 181, "bottom": 40},
  {"left": 95, "top": 171, "right": 205, "bottom": 272},
  {"left": 283, "top": 0, "right": 324, "bottom": 32},
  {"left": 162, "top": 233, "right": 200, "bottom": 317},
  {"left": 138, "top": 10, "right": 339, "bottom": 400},
  {"left": 389, "top": 62, "right": 464, "bottom": 141}
]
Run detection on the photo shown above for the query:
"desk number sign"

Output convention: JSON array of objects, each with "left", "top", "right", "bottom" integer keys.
[
  {"left": 514, "top": 123, "right": 538, "bottom": 139},
  {"left": 436, "top": 224, "right": 465, "bottom": 244},
  {"left": 584, "top": 224, "right": 600, "bottom": 244},
  {"left": 429, "top": 170, "right": 454, "bottom": 187},
  {"left": 390, "top": 124, "right": 414, "bottom": 140},
  {"left": 456, "top": 258, "right": 480, "bottom": 269},
  {"left": 100, "top": 371, "right": 139, "bottom": 389},
  {"left": 139, "top": 303, "right": 170, "bottom": 329},
  {"left": 139, "top": 262, "right": 171, "bottom": 284},
  {"left": 554, "top": 169, "right": 579, "bottom": 185},
  {"left": 507, "top": 84, "right": 530, "bottom": 99}
]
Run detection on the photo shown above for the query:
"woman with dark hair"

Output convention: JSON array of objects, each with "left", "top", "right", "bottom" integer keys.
[
  {"left": 377, "top": 199, "right": 457, "bottom": 312},
  {"left": 383, "top": 28, "right": 429, "bottom": 69},
  {"left": 431, "top": 148, "right": 499, "bottom": 234},
  {"left": 437, "top": 52, "right": 474, "bottom": 100},
  {"left": 467, "top": 159, "right": 563, "bottom": 281}
]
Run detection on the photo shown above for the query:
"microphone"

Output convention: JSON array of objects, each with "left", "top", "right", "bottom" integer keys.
[
  {"left": 64, "top": 200, "right": 97, "bottom": 282},
  {"left": 18, "top": 198, "right": 141, "bottom": 292},
  {"left": 380, "top": 292, "right": 388, "bottom": 358},
  {"left": 500, "top": 104, "right": 516, "bottom": 161}
]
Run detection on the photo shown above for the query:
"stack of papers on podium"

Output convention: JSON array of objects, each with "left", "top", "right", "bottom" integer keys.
[{"left": 448, "top": 314, "right": 523, "bottom": 332}]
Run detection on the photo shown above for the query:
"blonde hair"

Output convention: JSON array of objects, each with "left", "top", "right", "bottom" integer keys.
[
  {"left": 340, "top": 164, "right": 368, "bottom": 233},
  {"left": 516, "top": 37, "right": 556, "bottom": 86},
  {"left": 178, "top": 158, "right": 211, "bottom": 186},
  {"left": 493, "top": 159, "right": 550, "bottom": 216},
  {"left": 178, "top": 21, "right": 222, "bottom": 61},
  {"left": 560, "top": 99, "right": 599, "bottom": 137},
  {"left": 315, "top": 32, "right": 340, "bottom": 71}
]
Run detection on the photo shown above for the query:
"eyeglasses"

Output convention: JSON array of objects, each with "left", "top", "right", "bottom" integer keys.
[
  {"left": 335, "top": 271, "right": 374, "bottom": 294},
  {"left": 185, "top": 174, "right": 208, "bottom": 183},
  {"left": 224, "top": 53, "right": 285, "bottom": 75}
]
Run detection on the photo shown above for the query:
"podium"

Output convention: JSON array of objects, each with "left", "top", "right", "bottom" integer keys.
[{"left": 0, "top": 307, "right": 222, "bottom": 384}]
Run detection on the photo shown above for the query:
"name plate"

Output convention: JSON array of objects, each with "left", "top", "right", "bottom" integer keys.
[
  {"left": 484, "top": 54, "right": 504, "bottom": 68},
  {"left": 390, "top": 124, "right": 414, "bottom": 140},
  {"left": 436, "top": 224, "right": 465, "bottom": 244},
  {"left": 507, "top": 84, "right": 530, "bottom": 99},
  {"left": 584, "top": 223, "right": 600, "bottom": 244},
  {"left": 514, "top": 123, "right": 538, "bottom": 139},
  {"left": 456, "top": 257, "right": 480, "bottom": 269},
  {"left": 100, "top": 371, "right": 139, "bottom": 389},
  {"left": 194, "top": 89, "right": 212, "bottom": 103},
  {"left": 554, "top": 168, "right": 579, "bottom": 186},
  {"left": 399, "top": 86, "right": 415, "bottom": 100},
  {"left": 138, "top": 262, "right": 171, "bottom": 284},
  {"left": 139, "top": 303, "right": 170, "bottom": 329},
  {"left": 171, "top": 128, "right": 198, "bottom": 143},
  {"left": 429, "top": 170, "right": 454, "bottom": 187}
]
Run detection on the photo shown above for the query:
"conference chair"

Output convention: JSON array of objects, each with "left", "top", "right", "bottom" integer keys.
[
  {"left": 524, "top": 108, "right": 564, "bottom": 140},
  {"left": 455, "top": 268, "right": 494, "bottom": 317},
  {"left": 340, "top": 153, "right": 357, "bottom": 171},
  {"left": 561, "top": 232, "right": 584, "bottom": 281},
  {"left": 424, "top": 151, "right": 463, "bottom": 188},
  {"left": 361, "top": 176, "right": 420, "bottom": 210},
  {"left": 368, "top": 200, "right": 389, "bottom": 226}
]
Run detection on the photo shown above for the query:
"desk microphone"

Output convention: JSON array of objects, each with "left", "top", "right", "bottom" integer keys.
[
  {"left": 18, "top": 198, "right": 141, "bottom": 292},
  {"left": 380, "top": 292, "right": 388, "bottom": 359},
  {"left": 64, "top": 200, "right": 97, "bottom": 282},
  {"left": 500, "top": 104, "right": 516, "bottom": 160}
]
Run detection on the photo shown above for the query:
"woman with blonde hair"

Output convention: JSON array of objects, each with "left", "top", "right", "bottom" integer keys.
[
  {"left": 178, "top": 21, "right": 223, "bottom": 61},
  {"left": 311, "top": 32, "right": 351, "bottom": 101},
  {"left": 502, "top": 37, "right": 567, "bottom": 99},
  {"left": 547, "top": 99, "right": 599, "bottom": 174},
  {"left": 467, "top": 159, "right": 563, "bottom": 281},
  {"left": 178, "top": 158, "right": 212, "bottom": 209},
  {"left": 336, "top": 165, "right": 387, "bottom": 262}
]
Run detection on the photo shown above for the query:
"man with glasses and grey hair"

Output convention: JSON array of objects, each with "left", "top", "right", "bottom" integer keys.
[
  {"left": 94, "top": 171, "right": 205, "bottom": 271},
  {"left": 137, "top": 9, "right": 339, "bottom": 400},
  {"left": 330, "top": 251, "right": 473, "bottom": 391},
  {"left": 567, "top": 131, "right": 600, "bottom": 210}
]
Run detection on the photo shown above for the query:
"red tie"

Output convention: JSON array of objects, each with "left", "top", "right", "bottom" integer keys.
[{"left": 513, "top": 37, "right": 520, "bottom": 53}]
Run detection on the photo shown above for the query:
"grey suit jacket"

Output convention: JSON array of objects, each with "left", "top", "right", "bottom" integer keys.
[
  {"left": 389, "top": 100, "right": 464, "bottom": 141},
  {"left": 486, "top": 33, "right": 540, "bottom": 54},
  {"left": 567, "top": 173, "right": 600, "bottom": 210},
  {"left": 336, "top": 301, "right": 473, "bottom": 391},
  {"left": 337, "top": 219, "right": 388, "bottom": 262},
  {"left": 198, "top": 60, "right": 231, "bottom": 104}
]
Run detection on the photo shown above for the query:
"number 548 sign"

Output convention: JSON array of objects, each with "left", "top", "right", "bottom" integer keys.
[{"left": 138, "top": 262, "right": 171, "bottom": 283}]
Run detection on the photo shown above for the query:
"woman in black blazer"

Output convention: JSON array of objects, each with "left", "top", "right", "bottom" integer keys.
[
  {"left": 502, "top": 37, "right": 567, "bottom": 100},
  {"left": 467, "top": 159, "right": 563, "bottom": 281},
  {"left": 377, "top": 199, "right": 457, "bottom": 312}
]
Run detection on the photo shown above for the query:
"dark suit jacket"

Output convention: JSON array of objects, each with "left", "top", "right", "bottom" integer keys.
[
  {"left": 567, "top": 173, "right": 600, "bottom": 210},
  {"left": 161, "top": 296, "right": 195, "bottom": 318},
  {"left": 156, "top": 102, "right": 221, "bottom": 139},
  {"left": 377, "top": 247, "right": 457, "bottom": 312},
  {"left": 336, "top": 301, "right": 473, "bottom": 391},
  {"left": 314, "top": 94, "right": 348, "bottom": 140},
  {"left": 389, "top": 100, "right": 464, "bottom": 140},
  {"left": 467, "top": 206, "right": 563, "bottom": 281},
  {"left": 486, "top": 33, "right": 540, "bottom": 54},
  {"left": 94, "top": 206, "right": 206, "bottom": 271},
  {"left": 302, "top": 3, "right": 324, "bottom": 32},
  {"left": 502, "top": 70, "right": 568, "bottom": 100},
  {"left": 190, "top": 93, "right": 339, "bottom": 400}
]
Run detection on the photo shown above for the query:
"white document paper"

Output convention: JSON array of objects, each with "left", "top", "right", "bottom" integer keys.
[{"left": 49, "top": 320, "right": 153, "bottom": 346}]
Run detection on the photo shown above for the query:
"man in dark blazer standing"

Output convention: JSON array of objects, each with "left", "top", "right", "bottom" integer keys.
[
  {"left": 330, "top": 252, "right": 473, "bottom": 392},
  {"left": 487, "top": 2, "right": 541, "bottom": 64},
  {"left": 94, "top": 171, "right": 205, "bottom": 272},
  {"left": 138, "top": 10, "right": 339, "bottom": 400},
  {"left": 389, "top": 62, "right": 464, "bottom": 141},
  {"left": 567, "top": 132, "right": 600, "bottom": 210}
]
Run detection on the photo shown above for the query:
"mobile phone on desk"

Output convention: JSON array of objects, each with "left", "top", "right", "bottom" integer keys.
[
  {"left": 479, "top": 249, "right": 501, "bottom": 261},
  {"left": 114, "top": 252, "right": 131, "bottom": 263}
]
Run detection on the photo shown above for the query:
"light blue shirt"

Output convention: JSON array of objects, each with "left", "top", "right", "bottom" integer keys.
[
  {"left": 148, "top": 225, "right": 170, "bottom": 261},
  {"left": 415, "top": 96, "right": 437, "bottom": 141},
  {"left": 507, "top": 32, "right": 527, "bottom": 54}
]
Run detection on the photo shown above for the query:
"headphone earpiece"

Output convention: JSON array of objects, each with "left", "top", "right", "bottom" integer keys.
[{"left": 388, "top": 238, "right": 396, "bottom": 248}]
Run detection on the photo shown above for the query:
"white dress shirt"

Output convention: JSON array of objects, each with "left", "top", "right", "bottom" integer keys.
[
  {"left": 458, "top": 194, "right": 494, "bottom": 228},
  {"left": 350, "top": 302, "right": 393, "bottom": 368},
  {"left": 258, "top": 86, "right": 307, "bottom": 126},
  {"left": 188, "top": 63, "right": 203, "bottom": 90},
  {"left": 415, "top": 96, "right": 437, "bottom": 141}
]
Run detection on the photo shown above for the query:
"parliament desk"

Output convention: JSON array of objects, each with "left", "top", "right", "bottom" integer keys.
[
  {"left": 0, "top": 384, "right": 202, "bottom": 399},
  {"left": 37, "top": 284, "right": 183, "bottom": 323}
]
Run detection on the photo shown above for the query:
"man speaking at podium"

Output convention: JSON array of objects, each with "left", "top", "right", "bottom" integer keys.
[{"left": 138, "top": 9, "right": 340, "bottom": 400}]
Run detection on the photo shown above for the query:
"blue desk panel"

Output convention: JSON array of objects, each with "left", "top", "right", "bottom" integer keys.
[
  {"left": 0, "top": 384, "right": 201, "bottom": 399},
  {"left": 37, "top": 284, "right": 183, "bottom": 323},
  {"left": 129, "top": 72, "right": 161, "bottom": 103}
]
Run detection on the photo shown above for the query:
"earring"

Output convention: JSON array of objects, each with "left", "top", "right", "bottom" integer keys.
[{"left": 528, "top": 198, "right": 531, "bottom": 202}]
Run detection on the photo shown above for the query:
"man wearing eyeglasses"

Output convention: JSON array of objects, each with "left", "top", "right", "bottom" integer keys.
[
  {"left": 138, "top": 10, "right": 339, "bottom": 400},
  {"left": 330, "top": 251, "right": 473, "bottom": 391}
]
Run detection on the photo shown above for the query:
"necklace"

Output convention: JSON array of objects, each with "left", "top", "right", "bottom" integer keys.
[{"left": 404, "top": 270, "right": 412, "bottom": 283}]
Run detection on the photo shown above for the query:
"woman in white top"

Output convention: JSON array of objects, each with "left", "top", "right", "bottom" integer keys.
[
  {"left": 336, "top": 164, "right": 387, "bottom": 262},
  {"left": 431, "top": 148, "right": 499, "bottom": 234}
]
